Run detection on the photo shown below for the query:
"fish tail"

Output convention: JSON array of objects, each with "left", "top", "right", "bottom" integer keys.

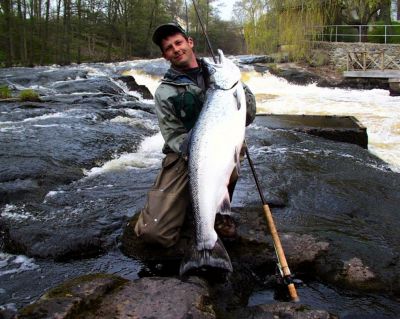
[{"left": 179, "top": 238, "right": 233, "bottom": 276}]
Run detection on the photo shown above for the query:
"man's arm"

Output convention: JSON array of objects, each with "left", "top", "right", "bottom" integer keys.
[{"left": 154, "top": 86, "right": 188, "bottom": 154}]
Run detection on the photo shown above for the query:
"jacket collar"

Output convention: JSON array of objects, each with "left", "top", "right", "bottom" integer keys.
[{"left": 161, "top": 58, "right": 204, "bottom": 85}]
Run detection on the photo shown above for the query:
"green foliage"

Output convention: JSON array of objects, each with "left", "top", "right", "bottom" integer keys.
[
  {"left": 339, "top": 0, "right": 383, "bottom": 25},
  {"left": 368, "top": 21, "right": 400, "bottom": 44},
  {"left": 0, "top": 86, "right": 12, "bottom": 99},
  {"left": 307, "top": 49, "right": 331, "bottom": 67},
  {"left": 19, "top": 89, "right": 41, "bottom": 102},
  {"left": 237, "top": 0, "right": 394, "bottom": 58},
  {"left": 238, "top": 0, "right": 340, "bottom": 59}
]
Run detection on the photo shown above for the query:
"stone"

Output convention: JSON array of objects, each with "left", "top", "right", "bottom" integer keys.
[
  {"left": 18, "top": 275, "right": 215, "bottom": 319},
  {"left": 233, "top": 303, "right": 337, "bottom": 319},
  {"left": 18, "top": 274, "right": 127, "bottom": 318},
  {"left": 117, "top": 75, "right": 153, "bottom": 99},
  {"left": 255, "top": 114, "right": 368, "bottom": 149},
  {"left": 389, "top": 78, "right": 400, "bottom": 96}
]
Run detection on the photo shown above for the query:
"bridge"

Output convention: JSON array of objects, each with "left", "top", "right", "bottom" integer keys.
[
  {"left": 344, "top": 50, "right": 400, "bottom": 78},
  {"left": 343, "top": 49, "right": 400, "bottom": 95},
  {"left": 313, "top": 24, "right": 400, "bottom": 94}
]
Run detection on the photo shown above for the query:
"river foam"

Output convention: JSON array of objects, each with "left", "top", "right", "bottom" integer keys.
[{"left": 85, "top": 132, "right": 164, "bottom": 177}]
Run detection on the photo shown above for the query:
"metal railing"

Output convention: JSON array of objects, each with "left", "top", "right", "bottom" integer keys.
[{"left": 314, "top": 25, "right": 400, "bottom": 44}]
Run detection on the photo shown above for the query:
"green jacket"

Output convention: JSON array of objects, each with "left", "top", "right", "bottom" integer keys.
[{"left": 154, "top": 59, "right": 256, "bottom": 154}]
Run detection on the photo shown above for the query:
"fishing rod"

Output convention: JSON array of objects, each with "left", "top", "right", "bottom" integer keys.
[
  {"left": 191, "top": 0, "right": 217, "bottom": 63},
  {"left": 190, "top": 0, "right": 299, "bottom": 302}
]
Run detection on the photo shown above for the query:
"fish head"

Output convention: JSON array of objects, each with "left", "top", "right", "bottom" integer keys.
[{"left": 204, "top": 49, "right": 241, "bottom": 90}]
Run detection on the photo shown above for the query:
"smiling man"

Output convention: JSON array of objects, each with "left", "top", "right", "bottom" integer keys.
[{"left": 134, "top": 22, "right": 256, "bottom": 248}]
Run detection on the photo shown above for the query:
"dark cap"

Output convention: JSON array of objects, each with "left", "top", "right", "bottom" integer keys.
[{"left": 152, "top": 22, "right": 187, "bottom": 46}]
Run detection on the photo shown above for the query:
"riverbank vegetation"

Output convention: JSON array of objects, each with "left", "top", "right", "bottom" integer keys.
[
  {"left": 0, "top": 0, "right": 399, "bottom": 66},
  {"left": 0, "top": 85, "right": 12, "bottom": 98}
]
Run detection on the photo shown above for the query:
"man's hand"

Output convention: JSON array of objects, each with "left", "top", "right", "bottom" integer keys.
[{"left": 179, "top": 130, "right": 193, "bottom": 161}]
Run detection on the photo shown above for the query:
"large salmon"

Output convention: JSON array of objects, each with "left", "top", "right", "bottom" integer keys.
[{"left": 180, "top": 50, "right": 246, "bottom": 275}]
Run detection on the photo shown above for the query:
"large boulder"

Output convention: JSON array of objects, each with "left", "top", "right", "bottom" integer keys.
[
  {"left": 117, "top": 75, "right": 153, "bottom": 99},
  {"left": 17, "top": 274, "right": 215, "bottom": 319},
  {"left": 16, "top": 273, "right": 337, "bottom": 319}
]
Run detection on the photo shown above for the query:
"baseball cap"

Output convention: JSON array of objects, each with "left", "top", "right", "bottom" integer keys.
[{"left": 152, "top": 22, "right": 187, "bottom": 46}]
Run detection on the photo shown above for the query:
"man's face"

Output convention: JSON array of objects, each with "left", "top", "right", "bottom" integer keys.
[{"left": 161, "top": 33, "right": 198, "bottom": 70}]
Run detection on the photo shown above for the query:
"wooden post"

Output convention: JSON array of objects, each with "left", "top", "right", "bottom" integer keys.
[{"left": 363, "top": 52, "right": 366, "bottom": 71}]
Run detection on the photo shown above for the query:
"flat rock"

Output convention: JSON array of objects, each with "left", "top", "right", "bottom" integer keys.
[
  {"left": 233, "top": 303, "right": 337, "bottom": 319},
  {"left": 18, "top": 274, "right": 215, "bottom": 319}
]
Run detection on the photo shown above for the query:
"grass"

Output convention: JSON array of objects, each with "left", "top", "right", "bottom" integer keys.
[
  {"left": 0, "top": 85, "right": 12, "bottom": 99},
  {"left": 19, "top": 89, "right": 41, "bottom": 102}
]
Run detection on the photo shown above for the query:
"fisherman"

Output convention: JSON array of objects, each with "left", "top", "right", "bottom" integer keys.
[{"left": 134, "top": 22, "right": 256, "bottom": 248}]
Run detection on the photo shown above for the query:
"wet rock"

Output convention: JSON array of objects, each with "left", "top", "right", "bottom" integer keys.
[
  {"left": 238, "top": 55, "right": 275, "bottom": 64},
  {"left": 268, "top": 63, "right": 322, "bottom": 85},
  {"left": 254, "top": 62, "right": 391, "bottom": 91},
  {"left": 337, "top": 257, "right": 376, "bottom": 283},
  {"left": 1, "top": 68, "right": 88, "bottom": 88},
  {"left": 18, "top": 274, "right": 215, "bottom": 319},
  {"left": 0, "top": 97, "right": 155, "bottom": 206},
  {"left": 0, "top": 304, "right": 18, "bottom": 319},
  {"left": 335, "top": 77, "right": 389, "bottom": 90},
  {"left": 1, "top": 168, "right": 156, "bottom": 260},
  {"left": 120, "top": 100, "right": 156, "bottom": 114},
  {"left": 0, "top": 179, "right": 40, "bottom": 203},
  {"left": 18, "top": 274, "right": 128, "bottom": 318},
  {"left": 233, "top": 303, "right": 336, "bottom": 319},
  {"left": 121, "top": 206, "right": 321, "bottom": 290},
  {"left": 117, "top": 75, "right": 153, "bottom": 99},
  {"left": 388, "top": 78, "right": 400, "bottom": 96},
  {"left": 127, "top": 58, "right": 170, "bottom": 76},
  {"left": 91, "top": 276, "right": 215, "bottom": 319},
  {"left": 256, "top": 114, "right": 368, "bottom": 149},
  {"left": 52, "top": 77, "right": 125, "bottom": 95},
  {"left": 243, "top": 120, "right": 400, "bottom": 294},
  {"left": 281, "top": 233, "right": 330, "bottom": 266}
]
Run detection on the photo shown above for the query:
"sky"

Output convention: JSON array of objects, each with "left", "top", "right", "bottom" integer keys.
[{"left": 214, "top": 0, "right": 235, "bottom": 21}]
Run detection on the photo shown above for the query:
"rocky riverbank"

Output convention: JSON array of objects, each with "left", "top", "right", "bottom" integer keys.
[{"left": 254, "top": 61, "right": 391, "bottom": 91}]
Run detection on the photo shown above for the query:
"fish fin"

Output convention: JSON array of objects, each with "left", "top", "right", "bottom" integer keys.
[
  {"left": 234, "top": 147, "right": 241, "bottom": 176},
  {"left": 217, "top": 49, "right": 225, "bottom": 64},
  {"left": 179, "top": 238, "right": 233, "bottom": 276},
  {"left": 218, "top": 192, "right": 231, "bottom": 214},
  {"left": 233, "top": 90, "right": 241, "bottom": 110},
  {"left": 234, "top": 86, "right": 244, "bottom": 110}
]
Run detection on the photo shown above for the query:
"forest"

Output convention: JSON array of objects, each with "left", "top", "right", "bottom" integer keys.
[{"left": 0, "top": 0, "right": 399, "bottom": 67}]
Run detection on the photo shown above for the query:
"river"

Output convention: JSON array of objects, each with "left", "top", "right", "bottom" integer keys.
[
  {"left": 128, "top": 64, "right": 400, "bottom": 173},
  {"left": 1, "top": 57, "right": 400, "bottom": 318}
]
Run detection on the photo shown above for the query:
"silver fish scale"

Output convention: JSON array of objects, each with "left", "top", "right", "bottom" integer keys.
[{"left": 188, "top": 71, "right": 246, "bottom": 251}]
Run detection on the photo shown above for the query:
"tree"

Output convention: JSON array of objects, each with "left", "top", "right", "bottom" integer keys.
[
  {"left": 0, "top": 0, "right": 245, "bottom": 66},
  {"left": 338, "top": 0, "right": 382, "bottom": 41},
  {"left": 234, "top": 0, "right": 339, "bottom": 57},
  {"left": 1, "top": 0, "right": 14, "bottom": 66}
]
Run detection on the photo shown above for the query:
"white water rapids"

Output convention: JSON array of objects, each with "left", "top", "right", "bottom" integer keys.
[{"left": 127, "top": 67, "right": 400, "bottom": 173}]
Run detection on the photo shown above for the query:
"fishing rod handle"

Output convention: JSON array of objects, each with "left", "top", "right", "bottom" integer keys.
[{"left": 263, "top": 204, "right": 299, "bottom": 302}]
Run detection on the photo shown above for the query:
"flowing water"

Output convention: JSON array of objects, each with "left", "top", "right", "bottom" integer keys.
[
  {"left": 1, "top": 58, "right": 400, "bottom": 317},
  {"left": 129, "top": 66, "right": 400, "bottom": 173}
]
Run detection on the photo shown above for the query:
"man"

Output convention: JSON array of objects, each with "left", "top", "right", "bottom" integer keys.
[{"left": 134, "top": 22, "right": 256, "bottom": 248}]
